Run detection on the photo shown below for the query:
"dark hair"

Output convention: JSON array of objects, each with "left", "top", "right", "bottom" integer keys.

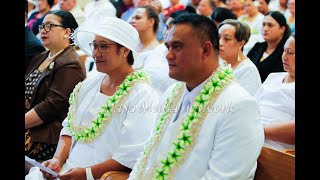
[
  {"left": 139, "top": 6, "right": 159, "bottom": 33},
  {"left": 47, "top": 0, "right": 54, "bottom": 8},
  {"left": 218, "top": 19, "right": 251, "bottom": 51},
  {"left": 169, "top": 10, "right": 190, "bottom": 19},
  {"left": 265, "top": 11, "right": 291, "bottom": 46},
  {"left": 211, "top": 7, "right": 237, "bottom": 24},
  {"left": 172, "top": 13, "right": 219, "bottom": 53},
  {"left": 50, "top": 10, "right": 79, "bottom": 44},
  {"left": 209, "top": 0, "right": 217, "bottom": 9},
  {"left": 184, "top": 5, "right": 197, "bottom": 14},
  {"left": 117, "top": 44, "right": 134, "bottom": 65},
  {"left": 261, "top": 0, "right": 270, "bottom": 4},
  {"left": 25, "top": 0, "right": 28, "bottom": 13}
]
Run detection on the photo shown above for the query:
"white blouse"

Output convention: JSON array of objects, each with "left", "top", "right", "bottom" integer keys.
[
  {"left": 255, "top": 72, "right": 295, "bottom": 150},
  {"left": 234, "top": 58, "right": 262, "bottom": 96}
]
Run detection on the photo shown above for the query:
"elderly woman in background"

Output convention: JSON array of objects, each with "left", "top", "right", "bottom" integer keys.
[
  {"left": 26, "top": 16, "right": 159, "bottom": 180},
  {"left": 25, "top": 10, "right": 85, "bottom": 164},
  {"left": 218, "top": 19, "right": 261, "bottom": 96},
  {"left": 255, "top": 34, "right": 295, "bottom": 152},
  {"left": 247, "top": 11, "right": 291, "bottom": 82}
]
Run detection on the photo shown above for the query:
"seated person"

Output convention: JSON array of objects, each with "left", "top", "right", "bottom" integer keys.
[
  {"left": 218, "top": 19, "right": 262, "bottom": 96},
  {"left": 25, "top": 17, "right": 159, "bottom": 180},
  {"left": 255, "top": 34, "right": 295, "bottom": 151},
  {"left": 128, "top": 13, "right": 264, "bottom": 180},
  {"left": 25, "top": 10, "right": 85, "bottom": 164},
  {"left": 25, "top": 0, "right": 46, "bottom": 70}
]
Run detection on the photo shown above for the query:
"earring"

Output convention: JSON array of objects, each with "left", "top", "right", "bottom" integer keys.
[
  {"left": 64, "top": 35, "right": 68, "bottom": 38},
  {"left": 237, "top": 51, "right": 242, "bottom": 62}
]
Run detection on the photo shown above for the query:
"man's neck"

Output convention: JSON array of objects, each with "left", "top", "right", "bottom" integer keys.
[{"left": 186, "top": 62, "right": 218, "bottom": 91}]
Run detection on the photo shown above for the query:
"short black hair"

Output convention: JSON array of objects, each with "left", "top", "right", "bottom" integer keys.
[
  {"left": 25, "top": 0, "right": 28, "bottom": 14},
  {"left": 169, "top": 10, "right": 190, "bottom": 19},
  {"left": 211, "top": 7, "right": 237, "bottom": 24},
  {"left": 47, "top": 0, "right": 54, "bottom": 8},
  {"left": 184, "top": 5, "right": 197, "bottom": 14},
  {"left": 172, "top": 13, "right": 219, "bottom": 53}
]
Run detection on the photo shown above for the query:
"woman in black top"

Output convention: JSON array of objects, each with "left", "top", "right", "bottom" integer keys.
[{"left": 247, "top": 11, "right": 291, "bottom": 82}]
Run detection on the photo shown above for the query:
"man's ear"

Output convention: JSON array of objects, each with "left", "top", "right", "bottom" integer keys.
[
  {"left": 149, "top": 18, "right": 155, "bottom": 28},
  {"left": 202, "top": 41, "right": 213, "bottom": 60}
]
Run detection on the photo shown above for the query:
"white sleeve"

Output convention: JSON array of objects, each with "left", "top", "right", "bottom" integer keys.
[
  {"left": 201, "top": 97, "right": 264, "bottom": 180},
  {"left": 236, "top": 64, "right": 262, "bottom": 96},
  {"left": 112, "top": 84, "right": 159, "bottom": 169}
]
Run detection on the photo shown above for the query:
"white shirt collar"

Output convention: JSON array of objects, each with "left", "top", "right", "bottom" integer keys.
[{"left": 182, "top": 78, "right": 209, "bottom": 106}]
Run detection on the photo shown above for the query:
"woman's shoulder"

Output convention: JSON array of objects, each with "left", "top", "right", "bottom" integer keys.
[
  {"left": 264, "top": 72, "right": 287, "bottom": 84},
  {"left": 132, "top": 80, "right": 158, "bottom": 97}
]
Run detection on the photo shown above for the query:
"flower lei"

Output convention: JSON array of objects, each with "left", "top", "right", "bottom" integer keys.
[
  {"left": 67, "top": 71, "right": 149, "bottom": 143},
  {"left": 134, "top": 64, "right": 235, "bottom": 179}
]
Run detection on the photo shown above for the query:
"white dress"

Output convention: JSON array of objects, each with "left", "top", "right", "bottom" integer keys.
[
  {"left": 26, "top": 72, "right": 159, "bottom": 179},
  {"left": 234, "top": 58, "right": 262, "bottom": 96},
  {"left": 141, "top": 43, "right": 177, "bottom": 97},
  {"left": 129, "top": 79, "right": 264, "bottom": 179},
  {"left": 255, "top": 72, "right": 295, "bottom": 150}
]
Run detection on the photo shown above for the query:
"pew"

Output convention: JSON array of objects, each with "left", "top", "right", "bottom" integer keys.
[
  {"left": 254, "top": 145, "right": 295, "bottom": 180},
  {"left": 99, "top": 145, "right": 295, "bottom": 180}
]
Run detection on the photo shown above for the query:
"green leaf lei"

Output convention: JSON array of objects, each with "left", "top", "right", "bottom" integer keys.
[
  {"left": 67, "top": 71, "right": 149, "bottom": 143},
  {"left": 134, "top": 64, "right": 235, "bottom": 179}
]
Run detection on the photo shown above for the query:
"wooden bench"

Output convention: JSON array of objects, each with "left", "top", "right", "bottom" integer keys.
[
  {"left": 100, "top": 171, "right": 130, "bottom": 180},
  {"left": 99, "top": 145, "right": 295, "bottom": 180},
  {"left": 254, "top": 145, "right": 295, "bottom": 180}
]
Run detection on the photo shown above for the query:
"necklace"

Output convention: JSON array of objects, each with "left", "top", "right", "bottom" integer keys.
[
  {"left": 133, "top": 63, "right": 236, "bottom": 180},
  {"left": 67, "top": 71, "right": 150, "bottom": 143},
  {"left": 38, "top": 48, "right": 65, "bottom": 72},
  {"left": 48, "top": 49, "right": 65, "bottom": 60}
]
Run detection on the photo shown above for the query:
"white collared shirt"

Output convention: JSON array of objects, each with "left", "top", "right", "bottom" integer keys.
[{"left": 172, "top": 79, "right": 208, "bottom": 123}]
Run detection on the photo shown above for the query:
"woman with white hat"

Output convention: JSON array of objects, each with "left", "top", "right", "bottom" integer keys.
[{"left": 26, "top": 17, "right": 159, "bottom": 180}]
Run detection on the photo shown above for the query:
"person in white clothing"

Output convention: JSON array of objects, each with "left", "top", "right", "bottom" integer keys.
[
  {"left": 238, "top": 0, "right": 265, "bottom": 55},
  {"left": 25, "top": 17, "right": 159, "bottom": 180},
  {"left": 255, "top": 33, "right": 295, "bottom": 151},
  {"left": 83, "top": 0, "right": 117, "bottom": 18},
  {"left": 142, "top": 41, "right": 177, "bottom": 97},
  {"left": 129, "top": 13, "right": 264, "bottom": 180},
  {"left": 59, "top": 0, "right": 87, "bottom": 25},
  {"left": 218, "top": 19, "right": 262, "bottom": 96}
]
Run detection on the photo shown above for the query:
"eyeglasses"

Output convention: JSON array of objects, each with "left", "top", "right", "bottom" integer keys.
[
  {"left": 283, "top": 49, "right": 295, "bottom": 56},
  {"left": 89, "top": 42, "right": 117, "bottom": 53},
  {"left": 39, "top": 23, "right": 65, "bottom": 32}
]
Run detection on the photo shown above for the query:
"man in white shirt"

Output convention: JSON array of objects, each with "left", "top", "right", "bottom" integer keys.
[{"left": 129, "top": 13, "right": 264, "bottom": 180}]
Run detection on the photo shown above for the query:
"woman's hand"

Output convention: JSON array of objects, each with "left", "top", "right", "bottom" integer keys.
[
  {"left": 58, "top": 167, "right": 86, "bottom": 180},
  {"left": 41, "top": 157, "right": 62, "bottom": 179}
]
